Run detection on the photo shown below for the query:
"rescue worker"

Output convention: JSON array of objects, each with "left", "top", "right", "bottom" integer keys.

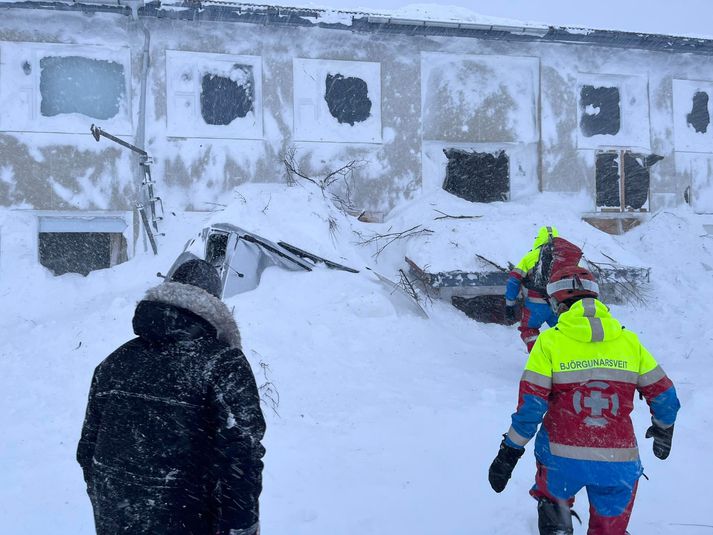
[
  {"left": 489, "top": 266, "right": 680, "bottom": 534},
  {"left": 505, "top": 226, "right": 560, "bottom": 352}
]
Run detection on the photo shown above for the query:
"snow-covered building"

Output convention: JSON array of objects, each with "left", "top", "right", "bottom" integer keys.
[{"left": 1, "top": 0, "right": 713, "bottom": 275}]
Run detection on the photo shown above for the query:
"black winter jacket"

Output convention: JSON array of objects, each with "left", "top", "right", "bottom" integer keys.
[{"left": 77, "top": 282, "right": 266, "bottom": 535}]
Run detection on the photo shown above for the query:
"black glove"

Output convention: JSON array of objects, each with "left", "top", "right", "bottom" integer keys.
[
  {"left": 488, "top": 436, "right": 525, "bottom": 493},
  {"left": 645, "top": 424, "right": 674, "bottom": 460},
  {"left": 505, "top": 305, "right": 517, "bottom": 323}
]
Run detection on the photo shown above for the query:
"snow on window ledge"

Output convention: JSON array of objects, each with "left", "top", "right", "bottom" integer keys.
[
  {"left": 166, "top": 50, "right": 263, "bottom": 140},
  {"left": 0, "top": 42, "right": 132, "bottom": 136}
]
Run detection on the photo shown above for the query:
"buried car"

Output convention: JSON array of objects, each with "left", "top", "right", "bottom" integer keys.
[{"left": 166, "top": 223, "right": 427, "bottom": 318}]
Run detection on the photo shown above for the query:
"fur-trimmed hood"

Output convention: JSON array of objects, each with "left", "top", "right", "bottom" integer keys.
[{"left": 135, "top": 282, "right": 241, "bottom": 349}]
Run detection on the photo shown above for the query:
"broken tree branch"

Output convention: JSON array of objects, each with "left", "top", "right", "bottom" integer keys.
[
  {"left": 356, "top": 225, "right": 434, "bottom": 259},
  {"left": 398, "top": 268, "right": 420, "bottom": 302},
  {"left": 475, "top": 253, "right": 508, "bottom": 272},
  {"left": 433, "top": 209, "right": 482, "bottom": 221},
  {"left": 586, "top": 259, "right": 651, "bottom": 307},
  {"left": 257, "top": 359, "right": 280, "bottom": 418},
  {"left": 600, "top": 250, "right": 619, "bottom": 264},
  {"left": 283, "top": 146, "right": 319, "bottom": 187},
  {"left": 283, "top": 145, "right": 366, "bottom": 194}
]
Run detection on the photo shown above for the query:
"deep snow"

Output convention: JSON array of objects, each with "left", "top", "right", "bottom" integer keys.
[{"left": 2, "top": 183, "right": 712, "bottom": 533}]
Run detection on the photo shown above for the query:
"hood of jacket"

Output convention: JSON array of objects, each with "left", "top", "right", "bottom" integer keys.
[
  {"left": 556, "top": 298, "right": 623, "bottom": 343},
  {"left": 133, "top": 281, "right": 241, "bottom": 349},
  {"left": 532, "top": 225, "right": 559, "bottom": 249}
]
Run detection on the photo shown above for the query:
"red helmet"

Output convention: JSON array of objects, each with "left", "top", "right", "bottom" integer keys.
[{"left": 546, "top": 266, "right": 599, "bottom": 309}]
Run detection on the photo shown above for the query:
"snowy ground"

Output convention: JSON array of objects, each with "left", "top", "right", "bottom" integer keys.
[{"left": 2, "top": 183, "right": 713, "bottom": 533}]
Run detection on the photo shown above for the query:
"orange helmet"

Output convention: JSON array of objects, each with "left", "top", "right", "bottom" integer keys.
[{"left": 546, "top": 266, "right": 599, "bottom": 310}]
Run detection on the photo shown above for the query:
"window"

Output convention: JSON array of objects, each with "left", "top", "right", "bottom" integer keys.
[
  {"left": 580, "top": 86, "right": 621, "bottom": 137},
  {"left": 687, "top": 91, "right": 710, "bottom": 134},
  {"left": 293, "top": 58, "right": 381, "bottom": 143},
  {"left": 166, "top": 51, "right": 262, "bottom": 139},
  {"left": 421, "top": 53, "right": 539, "bottom": 144},
  {"left": 37, "top": 215, "right": 128, "bottom": 276},
  {"left": 0, "top": 43, "right": 131, "bottom": 134},
  {"left": 39, "top": 56, "right": 125, "bottom": 120},
  {"left": 442, "top": 148, "right": 509, "bottom": 203},
  {"left": 205, "top": 231, "right": 229, "bottom": 268},
  {"left": 576, "top": 73, "right": 649, "bottom": 150},
  {"left": 595, "top": 151, "right": 663, "bottom": 211},
  {"left": 672, "top": 80, "right": 713, "bottom": 152},
  {"left": 324, "top": 74, "right": 372, "bottom": 126},
  {"left": 200, "top": 69, "right": 254, "bottom": 125},
  {"left": 595, "top": 152, "right": 621, "bottom": 209}
]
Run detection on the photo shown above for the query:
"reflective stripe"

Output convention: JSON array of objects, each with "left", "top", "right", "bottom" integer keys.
[
  {"left": 550, "top": 442, "right": 639, "bottom": 462},
  {"left": 582, "top": 298, "right": 596, "bottom": 317},
  {"left": 513, "top": 268, "right": 526, "bottom": 277},
  {"left": 638, "top": 365, "right": 667, "bottom": 387},
  {"left": 507, "top": 426, "right": 530, "bottom": 446},
  {"left": 505, "top": 299, "right": 517, "bottom": 306},
  {"left": 582, "top": 300, "right": 605, "bottom": 342},
  {"left": 527, "top": 296, "right": 548, "bottom": 304},
  {"left": 524, "top": 335, "right": 539, "bottom": 343},
  {"left": 546, "top": 279, "right": 600, "bottom": 296},
  {"left": 552, "top": 369, "right": 639, "bottom": 384},
  {"left": 522, "top": 370, "right": 552, "bottom": 388}
]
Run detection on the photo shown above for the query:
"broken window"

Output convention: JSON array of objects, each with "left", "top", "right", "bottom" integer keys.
[
  {"left": 687, "top": 91, "right": 710, "bottom": 134},
  {"left": 623, "top": 153, "right": 652, "bottom": 210},
  {"left": 200, "top": 65, "right": 254, "bottom": 126},
  {"left": 596, "top": 152, "right": 621, "bottom": 208},
  {"left": 205, "top": 232, "right": 229, "bottom": 269},
  {"left": 39, "top": 232, "right": 127, "bottom": 276},
  {"left": 324, "top": 73, "right": 372, "bottom": 126},
  {"left": 39, "top": 56, "right": 125, "bottom": 120},
  {"left": 580, "top": 86, "right": 621, "bottom": 137},
  {"left": 596, "top": 151, "right": 662, "bottom": 211},
  {"left": 442, "top": 149, "right": 509, "bottom": 203}
]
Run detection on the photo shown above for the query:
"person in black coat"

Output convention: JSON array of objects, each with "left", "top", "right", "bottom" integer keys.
[{"left": 77, "top": 259, "right": 265, "bottom": 535}]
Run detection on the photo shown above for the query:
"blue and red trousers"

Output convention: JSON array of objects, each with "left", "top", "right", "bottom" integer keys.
[
  {"left": 519, "top": 299, "right": 558, "bottom": 351},
  {"left": 531, "top": 461, "right": 639, "bottom": 534}
]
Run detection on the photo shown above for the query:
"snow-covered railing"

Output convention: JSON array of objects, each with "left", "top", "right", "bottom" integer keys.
[{"left": 406, "top": 256, "right": 652, "bottom": 324}]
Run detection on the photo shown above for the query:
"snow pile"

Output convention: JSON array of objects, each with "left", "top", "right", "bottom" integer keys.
[{"left": 2, "top": 184, "right": 712, "bottom": 533}]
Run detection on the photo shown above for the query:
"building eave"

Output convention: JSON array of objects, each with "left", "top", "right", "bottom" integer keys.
[{"left": 2, "top": 0, "right": 713, "bottom": 56}]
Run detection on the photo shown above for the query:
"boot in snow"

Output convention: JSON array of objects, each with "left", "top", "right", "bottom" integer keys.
[{"left": 537, "top": 497, "right": 574, "bottom": 535}]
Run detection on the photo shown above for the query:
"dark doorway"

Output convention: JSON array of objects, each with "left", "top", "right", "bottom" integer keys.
[{"left": 39, "top": 232, "right": 125, "bottom": 276}]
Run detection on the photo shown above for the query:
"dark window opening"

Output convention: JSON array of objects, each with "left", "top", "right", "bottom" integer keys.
[
  {"left": 206, "top": 232, "right": 229, "bottom": 269},
  {"left": 687, "top": 91, "right": 710, "bottom": 134},
  {"left": 596, "top": 152, "right": 621, "bottom": 208},
  {"left": 452, "top": 295, "right": 520, "bottom": 325},
  {"left": 40, "top": 56, "right": 125, "bottom": 119},
  {"left": 324, "top": 73, "right": 372, "bottom": 125},
  {"left": 623, "top": 153, "right": 651, "bottom": 210},
  {"left": 39, "top": 232, "right": 127, "bottom": 276},
  {"left": 596, "top": 151, "right": 662, "bottom": 211},
  {"left": 200, "top": 65, "right": 254, "bottom": 126},
  {"left": 580, "top": 86, "right": 621, "bottom": 137},
  {"left": 442, "top": 149, "right": 509, "bottom": 203}
]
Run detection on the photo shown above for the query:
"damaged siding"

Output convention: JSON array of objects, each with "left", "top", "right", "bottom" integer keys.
[{"left": 0, "top": 4, "right": 711, "bottom": 248}]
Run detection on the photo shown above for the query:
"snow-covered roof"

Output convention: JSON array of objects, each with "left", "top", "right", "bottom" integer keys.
[{"left": 2, "top": 0, "right": 713, "bottom": 55}]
